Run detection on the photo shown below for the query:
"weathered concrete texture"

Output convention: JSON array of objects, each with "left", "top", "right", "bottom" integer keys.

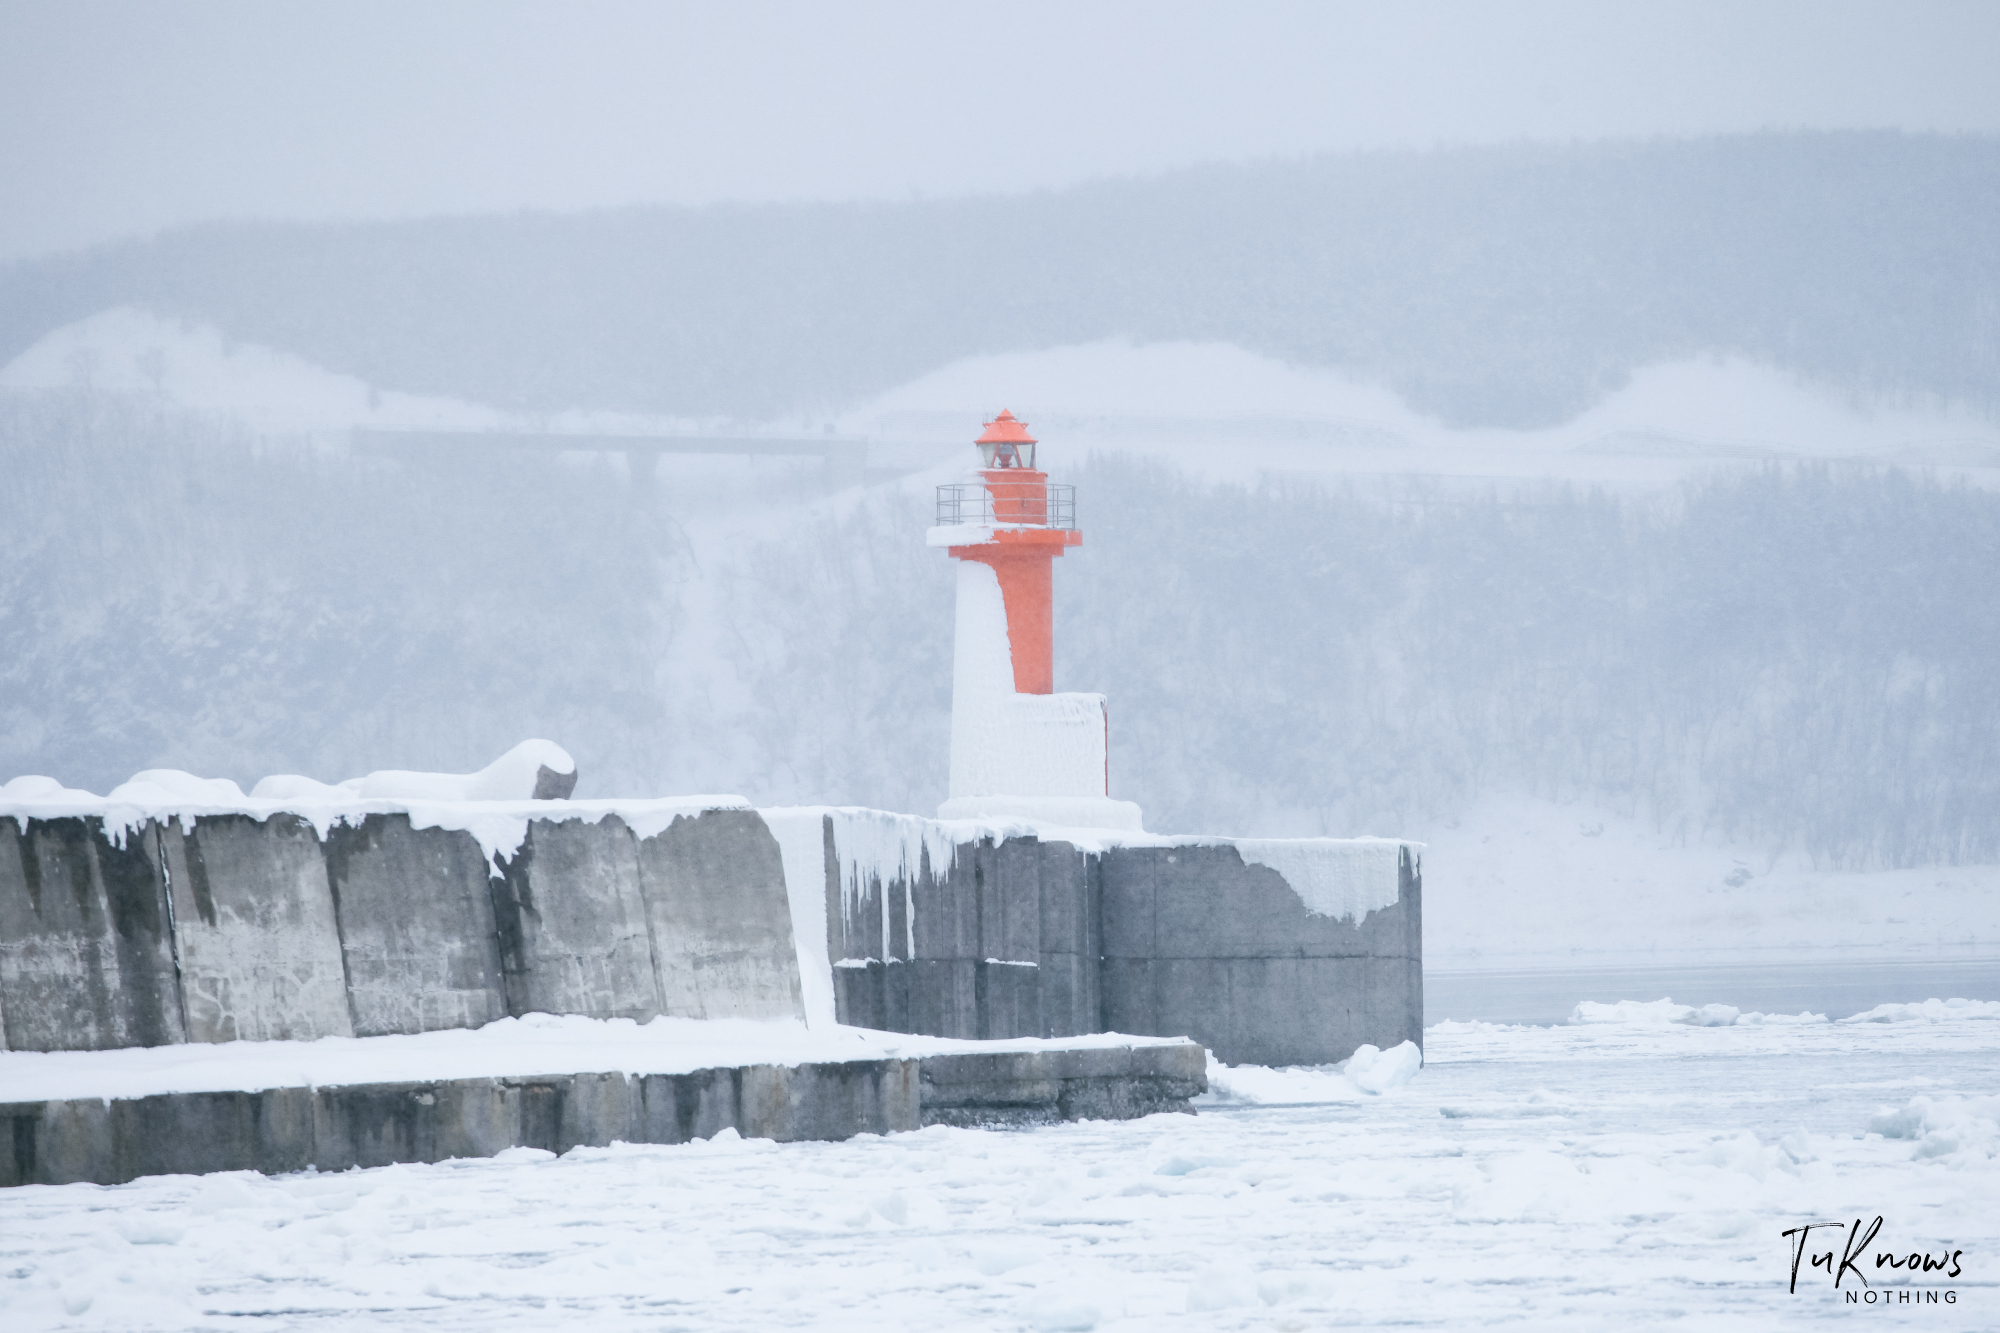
[
  {"left": 490, "top": 816, "right": 661, "bottom": 1022},
  {"left": 160, "top": 817, "right": 354, "bottom": 1044},
  {"left": 1100, "top": 844, "right": 1424, "bottom": 1067},
  {"left": 827, "top": 828, "right": 1101, "bottom": 1041},
  {"left": 322, "top": 815, "right": 508, "bottom": 1036},
  {"left": 0, "top": 818, "right": 184, "bottom": 1052},
  {"left": 2, "top": 805, "right": 1416, "bottom": 1068},
  {"left": 825, "top": 822, "right": 1420, "bottom": 1067},
  {"left": 0, "top": 1060, "right": 915, "bottom": 1186},
  {"left": 1, "top": 808, "right": 816, "bottom": 1052},
  {"left": 635, "top": 810, "right": 802, "bottom": 1021},
  {"left": 919, "top": 1042, "right": 1209, "bottom": 1128},
  {"left": 0, "top": 1042, "right": 1205, "bottom": 1186}
]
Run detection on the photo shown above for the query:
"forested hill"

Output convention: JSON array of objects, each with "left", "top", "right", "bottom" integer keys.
[{"left": 4, "top": 131, "right": 1996, "bottom": 427}]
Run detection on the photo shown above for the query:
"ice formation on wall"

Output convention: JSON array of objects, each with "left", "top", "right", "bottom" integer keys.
[
  {"left": 760, "top": 808, "right": 838, "bottom": 1029},
  {"left": 829, "top": 807, "right": 962, "bottom": 959}
]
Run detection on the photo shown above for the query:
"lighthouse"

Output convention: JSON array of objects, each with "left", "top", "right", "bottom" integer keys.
[{"left": 928, "top": 412, "right": 1144, "bottom": 831}]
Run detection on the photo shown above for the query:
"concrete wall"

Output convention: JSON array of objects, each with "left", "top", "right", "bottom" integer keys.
[
  {"left": 161, "top": 815, "right": 355, "bottom": 1044},
  {"left": 323, "top": 815, "right": 508, "bottom": 1036},
  {"left": 2, "top": 801, "right": 1416, "bottom": 1068},
  {"left": 489, "top": 816, "right": 660, "bottom": 1021},
  {"left": 826, "top": 825, "right": 1103, "bottom": 1042},
  {"left": 633, "top": 810, "right": 802, "bottom": 1021},
  {"left": 821, "top": 817, "right": 1421, "bottom": 1065},
  {"left": 0, "top": 1061, "right": 920, "bottom": 1186},
  {"left": 0, "top": 808, "right": 806, "bottom": 1053},
  {"left": 1099, "top": 843, "right": 1424, "bottom": 1067},
  {"left": 0, "top": 817, "right": 183, "bottom": 1051},
  {"left": 0, "top": 1041, "right": 1205, "bottom": 1186}
]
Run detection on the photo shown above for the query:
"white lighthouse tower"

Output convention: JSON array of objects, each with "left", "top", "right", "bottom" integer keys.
[{"left": 927, "top": 412, "right": 1143, "bottom": 831}]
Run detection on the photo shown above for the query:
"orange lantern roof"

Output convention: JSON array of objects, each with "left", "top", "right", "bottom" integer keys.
[
  {"left": 975, "top": 409, "right": 1038, "bottom": 469},
  {"left": 976, "top": 409, "right": 1037, "bottom": 446}
]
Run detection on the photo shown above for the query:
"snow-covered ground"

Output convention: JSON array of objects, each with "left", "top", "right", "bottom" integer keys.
[{"left": 4, "top": 1003, "right": 1994, "bottom": 1331}]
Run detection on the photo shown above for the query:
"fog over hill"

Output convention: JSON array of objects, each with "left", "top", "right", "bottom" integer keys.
[{"left": 4, "top": 131, "right": 1997, "bottom": 427}]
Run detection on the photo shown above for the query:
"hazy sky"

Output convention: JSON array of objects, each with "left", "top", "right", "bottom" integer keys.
[{"left": 3, "top": 0, "right": 1998, "bottom": 264}]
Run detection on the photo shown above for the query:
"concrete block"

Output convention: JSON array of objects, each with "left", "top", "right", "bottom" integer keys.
[
  {"left": 909, "top": 842, "right": 978, "bottom": 964},
  {"left": 1097, "top": 842, "right": 1422, "bottom": 1066},
  {"left": 637, "top": 1068, "right": 741, "bottom": 1144},
  {"left": 736, "top": 1060, "right": 919, "bottom": 1141},
  {"left": 831, "top": 958, "right": 910, "bottom": 1034},
  {"left": 975, "top": 958, "right": 1043, "bottom": 1039},
  {"left": 449, "top": 1078, "right": 526, "bottom": 1161},
  {"left": 489, "top": 816, "right": 660, "bottom": 1021},
  {"left": 1055, "top": 1072, "right": 1202, "bottom": 1123},
  {"left": 0, "top": 818, "right": 184, "bottom": 1052},
  {"left": 323, "top": 815, "right": 508, "bottom": 1036},
  {"left": 1035, "top": 950, "right": 1094, "bottom": 1039},
  {"left": 904, "top": 957, "right": 976, "bottom": 1038},
  {"left": 918, "top": 1042, "right": 1206, "bottom": 1129},
  {"left": 0, "top": 1096, "right": 114, "bottom": 1186},
  {"left": 988, "top": 839, "right": 1045, "bottom": 964},
  {"left": 311, "top": 1081, "right": 452, "bottom": 1170},
  {"left": 634, "top": 810, "right": 804, "bottom": 1021},
  {"left": 110, "top": 1086, "right": 316, "bottom": 1182},
  {"left": 555, "top": 1070, "right": 641, "bottom": 1151},
  {"left": 161, "top": 816, "right": 353, "bottom": 1044},
  {"left": 827, "top": 866, "right": 885, "bottom": 966}
]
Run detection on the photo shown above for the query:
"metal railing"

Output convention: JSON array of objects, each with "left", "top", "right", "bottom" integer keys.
[{"left": 935, "top": 482, "right": 1076, "bottom": 529}]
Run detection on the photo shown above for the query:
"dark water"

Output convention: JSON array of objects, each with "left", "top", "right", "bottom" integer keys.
[{"left": 1425, "top": 958, "right": 2000, "bottom": 1026}]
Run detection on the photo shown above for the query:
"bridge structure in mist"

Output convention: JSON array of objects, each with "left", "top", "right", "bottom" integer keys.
[{"left": 351, "top": 428, "right": 871, "bottom": 492}]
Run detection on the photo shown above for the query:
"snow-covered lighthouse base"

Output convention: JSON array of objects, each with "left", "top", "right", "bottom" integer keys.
[{"left": 938, "top": 557, "right": 1144, "bottom": 832}]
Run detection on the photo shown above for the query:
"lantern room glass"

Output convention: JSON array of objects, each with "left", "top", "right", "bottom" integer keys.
[{"left": 978, "top": 440, "right": 1036, "bottom": 469}]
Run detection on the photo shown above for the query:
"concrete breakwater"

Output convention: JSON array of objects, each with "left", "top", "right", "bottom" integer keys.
[
  {"left": 0, "top": 805, "right": 801, "bottom": 1053},
  {"left": 0, "top": 800, "right": 1420, "bottom": 1067},
  {"left": 809, "top": 813, "right": 1424, "bottom": 1069},
  {"left": 0, "top": 1042, "right": 1209, "bottom": 1187}
]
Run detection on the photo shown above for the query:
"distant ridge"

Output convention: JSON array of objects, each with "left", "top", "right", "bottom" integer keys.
[{"left": 3, "top": 131, "right": 1996, "bottom": 428}]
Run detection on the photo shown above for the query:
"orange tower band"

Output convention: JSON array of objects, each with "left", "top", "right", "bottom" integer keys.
[{"left": 950, "top": 410, "right": 1080, "bottom": 694}]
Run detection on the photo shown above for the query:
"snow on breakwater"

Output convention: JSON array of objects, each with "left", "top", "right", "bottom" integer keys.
[
  {"left": 1232, "top": 837, "right": 1411, "bottom": 924},
  {"left": 0, "top": 1012, "right": 1197, "bottom": 1104},
  {"left": 0, "top": 745, "right": 745, "bottom": 873}
]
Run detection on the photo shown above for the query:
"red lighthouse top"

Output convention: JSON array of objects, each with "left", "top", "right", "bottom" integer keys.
[{"left": 976, "top": 410, "right": 1037, "bottom": 469}]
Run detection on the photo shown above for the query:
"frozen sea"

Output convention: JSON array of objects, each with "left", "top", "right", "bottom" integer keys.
[{"left": 4, "top": 1005, "right": 1996, "bottom": 1331}]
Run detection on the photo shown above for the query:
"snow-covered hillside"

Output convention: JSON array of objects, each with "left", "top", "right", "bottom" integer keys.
[
  {"left": 5, "top": 319, "right": 1997, "bottom": 972},
  {"left": 846, "top": 339, "right": 2000, "bottom": 492}
]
